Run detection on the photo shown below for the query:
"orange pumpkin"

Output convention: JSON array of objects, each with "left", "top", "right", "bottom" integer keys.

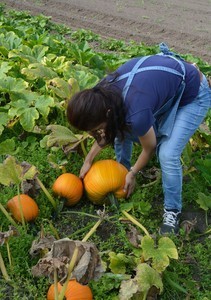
[
  {"left": 47, "top": 279, "right": 93, "bottom": 300},
  {"left": 47, "top": 282, "right": 62, "bottom": 300},
  {"left": 83, "top": 159, "right": 128, "bottom": 205},
  {"left": 7, "top": 194, "right": 39, "bottom": 222},
  {"left": 52, "top": 173, "right": 83, "bottom": 206}
]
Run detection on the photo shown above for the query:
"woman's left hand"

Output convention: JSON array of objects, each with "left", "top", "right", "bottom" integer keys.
[{"left": 124, "top": 172, "right": 136, "bottom": 198}]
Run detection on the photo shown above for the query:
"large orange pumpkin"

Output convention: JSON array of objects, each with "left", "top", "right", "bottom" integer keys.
[
  {"left": 52, "top": 173, "right": 83, "bottom": 206},
  {"left": 83, "top": 159, "right": 128, "bottom": 205},
  {"left": 47, "top": 279, "right": 93, "bottom": 300},
  {"left": 7, "top": 194, "right": 39, "bottom": 222}
]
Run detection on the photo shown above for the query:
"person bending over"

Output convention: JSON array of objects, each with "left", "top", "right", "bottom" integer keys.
[{"left": 67, "top": 45, "right": 211, "bottom": 234}]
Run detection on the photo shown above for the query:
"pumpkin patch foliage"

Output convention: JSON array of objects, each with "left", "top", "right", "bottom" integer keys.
[{"left": 0, "top": 5, "right": 210, "bottom": 300}]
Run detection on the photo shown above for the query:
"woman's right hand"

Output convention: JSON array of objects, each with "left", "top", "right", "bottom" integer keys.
[
  {"left": 79, "top": 161, "right": 92, "bottom": 179},
  {"left": 124, "top": 172, "right": 136, "bottom": 198},
  {"left": 79, "top": 140, "right": 103, "bottom": 179}
]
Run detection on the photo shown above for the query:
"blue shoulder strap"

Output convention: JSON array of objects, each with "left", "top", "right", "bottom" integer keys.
[
  {"left": 115, "top": 43, "right": 186, "bottom": 100},
  {"left": 119, "top": 56, "right": 150, "bottom": 100},
  {"left": 158, "top": 42, "right": 186, "bottom": 77}
]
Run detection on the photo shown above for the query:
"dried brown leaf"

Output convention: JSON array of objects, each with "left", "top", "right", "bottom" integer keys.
[
  {"left": 31, "top": 254, "right": 69, "bottom": 283},
  {"left": 20, "top": 161, "right": 40, "bottom": 195},
  {"left": 29, "top": 233, "right": 56, "bottom": 257},
  {"left": 0, "top": 226, "right": 19, "bottom": 246},
  {"left": 126, "top": 224, "right": 142, "bottom": 248},
  {"left": 31, "top": 238, "right": 104, "bottom": 284},
  {"left": 180, "top": 218, "right": 197, "bottom": 236}
]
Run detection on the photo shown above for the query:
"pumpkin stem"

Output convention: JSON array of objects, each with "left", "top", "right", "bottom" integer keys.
[
  {"left": 108, "top": 193, "right": 119, "bottom": 211},
  {"left": 36, "top": 177, "right": 57, "bottom": 209},
  {"left": 121, "top": 210, "right": 150, "bottom": 236},
  {"left": 0, "top": 203, "right": 17, "bottom": 227},
  {"left": 0, "top": 252, "right": 10, "bottom": 282},
  {"left": 58, "top": 215, "right": 104, "bottom": 300}
]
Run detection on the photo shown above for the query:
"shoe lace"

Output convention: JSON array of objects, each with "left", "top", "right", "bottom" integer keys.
[{"left": 163, "top": 210, "right": 179, "bottom": 227}]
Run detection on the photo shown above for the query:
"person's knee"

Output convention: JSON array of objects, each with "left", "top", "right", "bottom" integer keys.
[{"left": 158, "top": 146, "right": 176, "bottom": 164}]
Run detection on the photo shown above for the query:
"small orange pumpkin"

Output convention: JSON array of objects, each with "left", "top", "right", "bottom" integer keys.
[
  {"left": 47, "top": 279, "right": 93, "bottom": 300},
  {"left": 83, "top": 159, "right": 128, "bottom": 205},
  {"left": 7, "top": 194, "right": 39, "bottom": 222},
  {"left": 52, "top": 173, "right": 83, "bottom": 206},
  {"left": 47, "top": 282, "right": 62, "bottom": 300}
]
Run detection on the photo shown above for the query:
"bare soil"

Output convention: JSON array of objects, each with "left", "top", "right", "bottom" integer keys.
[{"left": 4, "top": 0, "right": 211, "bottom": 64}]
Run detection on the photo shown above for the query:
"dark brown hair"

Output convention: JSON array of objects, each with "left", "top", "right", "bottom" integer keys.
[{"left": 67, "top": 85, "right": 126, "bottom": 145}]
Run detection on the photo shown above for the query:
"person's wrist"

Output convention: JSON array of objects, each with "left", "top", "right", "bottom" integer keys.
[{"left": 130, "top": 167, "right": 137, "bottom": 177}]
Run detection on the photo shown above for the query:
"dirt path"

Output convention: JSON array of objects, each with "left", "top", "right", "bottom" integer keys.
[{"left": 4, "top": 0, "right": 211, "bottom": 63}]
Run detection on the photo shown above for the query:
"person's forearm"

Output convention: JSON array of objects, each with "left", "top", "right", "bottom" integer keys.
[
  {"left": 84, "top": 141, "right": 102, "bottom": 163},
  {"left": 130, "top": 148, "right": 155, "bottom": 175}
]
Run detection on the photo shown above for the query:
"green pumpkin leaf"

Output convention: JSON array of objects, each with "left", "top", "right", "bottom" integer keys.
[
  {"left": 119, "top": 201, "right": 134, "bottom": 212},
  {"left": 8, "top": 92, "right": 53, "bottom": 131},
  {"left": 10, "top": 91, "right": 54, "bottom": 119},
  {"left": 141, "top": 235, "right": 178, "bottom": 273},
  {"left": 9, "top": 93, "right": 39, "bottom": 129},
  {"left": 119, "top": 279, "right": 139, "bottom": 300},
  {"left": 21, "top": 63, "right": 57, "bottom": 80},
  {"left": 135, "top": 200, "right": 152, "bottom": 215},
  {"left": 32, "top": 45, "right": 49, "bottom": 62},
  {"left": 136, "top": 263, "right": 163, "bottom": 294},
  {"left": 9, "top": 44, "right": 48, "bottom": 64},
  {"left": 68, "top": 77, "right": 80, "bottom": 99},
  {"left": 47, "top": 77, "right": 72, "bottom": 99},
  {"left": 44, "top": 55, "right": 67, "bottom": 71},
  {"left": 0, "top": 62, "right": 12, "bottom": 76},
  {"left": 196, "top": 192, "right": 211, "bottom": 211},
  {"left": 0, "top": 156, "right": 39, "bottom": 187},
  {"left": 35, "top": 95, "right": 55, "bottom": 118},
  {"left": 0, "top": 31, "right": 22, "bottom": 50},
  {"left": 0, "top": 112, "right": 9, "bottom": 135},
  {"left": 0, "top": 76, "right": 28, "bottom": 92},
  {"left": 196, "top": 158, "right": 211, "bottom": 185},
  {"left": 0, "top": 138, "right": 18, "bottom": 155},
  {"left": 75, "top": 70, "right": 100, "bottom": 89},
  {"left": 119, "top": 263, "right": 163, "bottom": 300},
  {"left": 109, "top": 252, "right": 129, "bottom": 274},
  {"left": 9, "top": 99, "right": 31, "bottom": 117},
  {"left": 19, "top": 107, "right": 39, "bottom": 131},
  {"left": 10, "top": 91, "right": 38, "bottom": 104},
  {"left": 0, "top": 156, "right": 22, "bottom": 186},
  {"left": 44, "top": 124, "right": 80, "bottom": 148},
  {"left": 0, "top": 45, "right": 9, "bottom": 57}
]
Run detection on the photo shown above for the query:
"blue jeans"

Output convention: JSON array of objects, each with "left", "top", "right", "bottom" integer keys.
[
  {"left": 114, "top": 131, "right": 139, "bottom": 170},
  {"left": 114, "top": 75, "right": 211, "bottom": 211}
]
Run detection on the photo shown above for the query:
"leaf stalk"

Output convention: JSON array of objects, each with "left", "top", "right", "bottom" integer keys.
[
  {"left": 0, "top": 203, "right": 17, "bottom": 227},
  {"left": 0, "top": 252, "right": 10, "bottom": 282},
  {"left": 36, "top": 177, "right": 57, "bottom": 209},
  {"left": 122, "top": 210, "right": 150, "bottom": 236}
]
